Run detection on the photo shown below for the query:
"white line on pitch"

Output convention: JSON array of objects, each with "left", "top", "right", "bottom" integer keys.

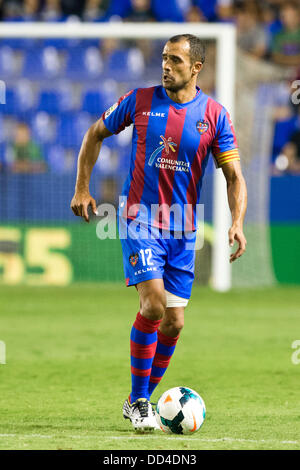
[{"left": 0, "top": 434, "right": 299, "bottom": 445}]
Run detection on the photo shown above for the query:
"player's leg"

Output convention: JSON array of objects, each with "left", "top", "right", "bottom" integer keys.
[
  {"left": 130, "top": 278, "right": 166, "bottom": 403},
  {"left": 119, "top": 217, "right": 167, "bottom": 430},
  {"left": 148, "top": 230, "right": 196, "bottom": 399},
  {"left": 160, "top": 305, "right": 184, "bottom": 337},
  {"left": 148, "top": 304, "right": 186, "bottom": 397},
  {"left": 123, "top": 278, "right": 166, "bottom": 431}
]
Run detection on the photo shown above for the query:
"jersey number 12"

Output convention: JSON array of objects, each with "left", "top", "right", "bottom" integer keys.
[{"left": 140, "top": 249, "right": 153, "bottom": 267}]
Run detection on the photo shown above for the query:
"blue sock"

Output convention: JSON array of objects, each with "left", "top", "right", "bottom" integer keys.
[{"left": 130, "top": 312, "right": 161, "bottom": 403}]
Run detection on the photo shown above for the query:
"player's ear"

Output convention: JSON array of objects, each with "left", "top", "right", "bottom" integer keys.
[{"left": 192, "top": 61, "right": 203, "bottom": 76}]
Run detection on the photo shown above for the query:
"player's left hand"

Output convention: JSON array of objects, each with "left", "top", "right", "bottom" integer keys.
[{"left": 228, "top": 225, "right": 247, "bottom": 263}]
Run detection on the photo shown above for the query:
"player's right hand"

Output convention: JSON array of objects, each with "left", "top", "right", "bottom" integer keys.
[{"left": 70, "top": 192, "right": 97, "bottom": 223}]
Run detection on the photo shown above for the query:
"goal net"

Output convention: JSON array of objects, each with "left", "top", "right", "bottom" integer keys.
[{"left": 0, "top": 22, "right": 277, "bottom": 289}]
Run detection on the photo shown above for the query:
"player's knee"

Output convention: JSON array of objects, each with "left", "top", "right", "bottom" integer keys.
[
  {"left": 173, "top": 318, "right": 184, "bottom": 334},
  {"left": 163, "top": 317, "right": 184, "bottom": 336},
  {"left": 141, "top": 292, "right": 166, "bottom": 321}
]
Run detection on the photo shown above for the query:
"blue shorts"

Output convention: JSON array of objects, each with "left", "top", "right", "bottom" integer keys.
[{"left": 118, "top": 217, "right": 196, "bottom": 299}]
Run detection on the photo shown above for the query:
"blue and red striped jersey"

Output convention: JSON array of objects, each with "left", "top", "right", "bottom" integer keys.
[{"left": 102, "top": 85, "right": 240, "bottom": 231}]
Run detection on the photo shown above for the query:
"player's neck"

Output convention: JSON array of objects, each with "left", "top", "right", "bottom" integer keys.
[{"left": 164, "top": 82, "right": 198, "bottom": 104}]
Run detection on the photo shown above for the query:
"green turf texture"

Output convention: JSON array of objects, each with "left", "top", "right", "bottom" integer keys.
[{"left": 0, "top": 284, "right": 300, "bottom": 450}]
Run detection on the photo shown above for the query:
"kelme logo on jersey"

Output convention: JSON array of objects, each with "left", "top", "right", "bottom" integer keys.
[
  {"left": 129, "top": 253, "right": 139, "bottom": 267},
  {"left": 196, "top": 120, "right": 209, "bottom": 134},
  {"left": 148, "top": 135, "right": 177, "bottom": 166}
]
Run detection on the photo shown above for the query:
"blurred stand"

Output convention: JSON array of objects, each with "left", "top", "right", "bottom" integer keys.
[
  {"left": 0, "top": 0, "right": 299, "bottom": 286},
  {"left": 7, "top": 122, "right": 47, "bottom": 173},
  {"left": 270, "top": 1, "right": 300, "bottom": 67}
]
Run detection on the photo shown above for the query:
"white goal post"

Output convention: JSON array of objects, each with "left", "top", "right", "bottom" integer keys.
[{"left": 0, "top": 21, "right": 237, "bottom": 291}]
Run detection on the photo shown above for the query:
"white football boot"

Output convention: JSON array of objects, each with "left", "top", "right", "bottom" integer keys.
[{"left": 123, "top": 398, "right": 160, "bottom": 432}]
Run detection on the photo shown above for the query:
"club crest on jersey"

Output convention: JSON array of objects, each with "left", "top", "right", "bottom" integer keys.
[
  {"left": 129, "top": 253, "right": 139, "bottom": 267},
  {"left": 148, "top": 135, "right": 177, "bottom": 166},
  {"left": 196, "top": 120, "right": 209, "bottom": 134}
]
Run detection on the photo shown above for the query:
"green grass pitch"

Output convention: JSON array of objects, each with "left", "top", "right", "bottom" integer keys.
[{"left": 0, "top": 284, "right": 300, "bottom": 450}]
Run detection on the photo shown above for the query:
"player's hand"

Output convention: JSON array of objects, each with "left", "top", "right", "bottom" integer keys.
[
  {"left": 228, "top": 225, "right": 247, "bottom": 263},
  {"left": 70, "top": 192, "right": 97, "bottom": 223}
]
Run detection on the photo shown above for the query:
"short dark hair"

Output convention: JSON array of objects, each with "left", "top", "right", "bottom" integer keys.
[{"left": 168, "top": 34, "right": 206, "bottom": 64}]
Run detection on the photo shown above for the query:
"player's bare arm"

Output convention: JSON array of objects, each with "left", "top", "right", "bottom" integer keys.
[
  {"left": 222, "top": 160, "right": 247, "bottom": 263},
  {"left": 70, "top": 118, "right": 112, "bottom": 222}
]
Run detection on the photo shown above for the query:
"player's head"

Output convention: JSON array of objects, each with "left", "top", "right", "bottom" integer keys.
[{"left": 162, "top": 34, "right": 205, "bottom": 92}]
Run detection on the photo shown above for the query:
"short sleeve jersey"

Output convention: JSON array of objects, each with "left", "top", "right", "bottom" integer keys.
[{"left": 102, "top": 86, "right": 240, "bottom": 231}]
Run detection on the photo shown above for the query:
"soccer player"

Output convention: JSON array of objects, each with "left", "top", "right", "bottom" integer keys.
[{"left": 71, "top": 34, "right": 247, "bottom": 432}]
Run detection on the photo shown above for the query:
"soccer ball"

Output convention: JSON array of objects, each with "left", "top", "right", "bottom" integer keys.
[{"left": 155, "top": 386, "right": 206, "bottom": 434}]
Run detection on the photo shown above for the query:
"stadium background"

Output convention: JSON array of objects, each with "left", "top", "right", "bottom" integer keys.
[
  {"left": 0, "top": 0, "right": 300, "bottom": 452},
  {"left": 0, "top": 0, "right": 299, "bottom": 288}
]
